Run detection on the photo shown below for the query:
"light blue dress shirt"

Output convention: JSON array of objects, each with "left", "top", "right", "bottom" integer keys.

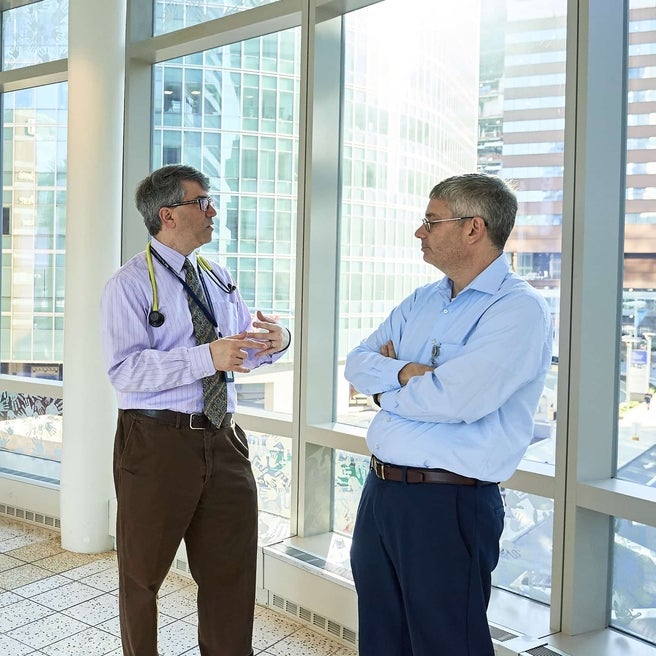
[
  {"left": 344, "top": 253, "right": 553, "bottom": 482},
  {"left": 100, "top": 239, "right": 284, "bottom": 414}
]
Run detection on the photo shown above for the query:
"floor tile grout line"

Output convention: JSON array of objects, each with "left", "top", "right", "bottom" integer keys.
[
  {"left": 11, "top": 621, "right": 123, "bottom": 653},
  {"left": 1, "top": 586, "right": 120, "bottom": 637},
  {"left": 0, "top": 518, "right": 357, "bottom": 656},
  {"left": 5, "top": 618, "right": 89, "bottom": 652}
]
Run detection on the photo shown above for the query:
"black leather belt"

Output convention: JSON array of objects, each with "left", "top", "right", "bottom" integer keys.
[
  {"left": 370, "top": 455, "right": 489, "bottom": 486},
  {"left": 126, "top": 409, "right": 233, "bottom": 430}
]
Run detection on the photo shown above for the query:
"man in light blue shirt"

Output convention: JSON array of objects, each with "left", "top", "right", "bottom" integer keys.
[{"left": 345, "top": 173, "right": 552, "bottom": 656}]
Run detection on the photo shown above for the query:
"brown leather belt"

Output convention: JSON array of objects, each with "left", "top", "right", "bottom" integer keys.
[
  {"left": 126, "top": 409, "right": 233, "bottom": 430},
  {"left": 370, "top": 455, "right": 485, "bottom": 486}
]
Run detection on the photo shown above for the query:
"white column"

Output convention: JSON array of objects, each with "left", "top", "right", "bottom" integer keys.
[{"left": 60, "top": 0, "right": 127, "bottom": 552}]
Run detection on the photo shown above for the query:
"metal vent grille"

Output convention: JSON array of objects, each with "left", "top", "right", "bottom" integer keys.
[
  {"left": 490, "top": 624, "right": 521, "bottom": 642},
  {"left": 0, "top": 503, "right": 60, "bottom": 530},
  {"left": 266, "top": 592, "right": 358, "bottom": 646},
  {"left": 343, "top": 627, "right": 357, "bottom": 644},
  {"left": 174, "top": 558, "right": 190, "bottom": 574},
  {"left": 526, "top": 646, "right": 571, "bottom": 656},
  {"left": 327, "top": 619, "right": 341, "bottom": 637}
]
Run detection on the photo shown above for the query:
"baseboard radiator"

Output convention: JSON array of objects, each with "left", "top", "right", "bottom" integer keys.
[
  {"left": 269, "top": 592, "right": 358, "bottom": 646},
  {"left": 0, "top": 502, "right": 60, "bottom": 530}
]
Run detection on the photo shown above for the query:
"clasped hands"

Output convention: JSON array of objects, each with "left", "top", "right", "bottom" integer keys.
[{"left": 209, "top": 310, "right": 288, "bottom": 373}]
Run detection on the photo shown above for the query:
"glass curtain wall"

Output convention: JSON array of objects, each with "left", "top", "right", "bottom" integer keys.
[
  {"left": 0, "top": 1, "right": 67, "bottom": 484},
  {"left": 612, "top": 0, "right": 656, "bottom": 643},
  {"left": 154, "top": 0, "right": 278, "bottom": 34},
  {"left": 334, "top": 0, "right": 564, "bottom": 605},
  {"left": 150, "top": 6, "right": 300, "bottom": 539},
  {"left": 2, "top": 0, "right": 68, "bottom": 70}
]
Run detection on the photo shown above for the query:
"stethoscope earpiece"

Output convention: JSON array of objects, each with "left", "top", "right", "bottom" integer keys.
[{"left": 148, "top": 310, "right": 165, "bottom": 327}]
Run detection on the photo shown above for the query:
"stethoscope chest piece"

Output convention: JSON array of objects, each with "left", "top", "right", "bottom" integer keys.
[{"left": 148, "top": 309, "right": 165, "bottom": 327}]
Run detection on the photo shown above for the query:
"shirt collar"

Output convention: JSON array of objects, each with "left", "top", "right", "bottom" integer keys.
[
  {"left": 439, "top": 252, "right": 511, "bottom": 298},
  {"left": 151, "top": 238, "right": 198, "bottom": 274}
]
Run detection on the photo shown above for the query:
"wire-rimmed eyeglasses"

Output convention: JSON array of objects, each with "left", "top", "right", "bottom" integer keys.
[
  {"left": 420, "top": 216, "right": 477, "bottom": 232},
  {"left": 168, "top": 196, "right": 215, "bottom": 212}
]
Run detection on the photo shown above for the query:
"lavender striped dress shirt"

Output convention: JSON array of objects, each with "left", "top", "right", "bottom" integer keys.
[{"left": 100, "top": 238, "right": 282, "bottom": 413}]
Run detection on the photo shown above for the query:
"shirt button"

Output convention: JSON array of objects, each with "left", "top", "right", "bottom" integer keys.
[{"left": 443, "top": 309, "right": 449, "bottom": 314}]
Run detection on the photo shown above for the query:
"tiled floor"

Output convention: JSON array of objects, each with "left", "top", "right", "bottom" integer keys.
[{"left": 0, "top": 517, "right": 357, "bottom": 656}]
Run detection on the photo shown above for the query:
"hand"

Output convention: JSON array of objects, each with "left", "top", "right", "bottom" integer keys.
[
  {"left": 398, "top": 362, "right": 434, "bottom": 386},
  {"left": 208, "top": 332, "right": 268, "bottom": 373},
  {"left": 380, "top": 340, "right": 396, "bottom": 359},
  {"left": 246, "top": 310, "right": 289, "bottom": 355},
  {"left": 380, "top": 340, "right": 434, "bottom": 385}
]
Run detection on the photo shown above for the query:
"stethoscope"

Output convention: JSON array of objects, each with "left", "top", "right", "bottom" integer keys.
[{"left": 145, "top": 241, "right": 236, "bottom": 329}]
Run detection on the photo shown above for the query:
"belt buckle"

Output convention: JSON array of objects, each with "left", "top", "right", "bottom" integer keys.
[
  {"left": 189, "top": 413, "right": 205, "bottom": 430},
  {"left": 371, "top": 455, "right": 386, "bottom": 480}
]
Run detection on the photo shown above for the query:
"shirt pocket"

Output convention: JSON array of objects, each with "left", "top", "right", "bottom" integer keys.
[
  {"left": 212, "top": 301, "right": 239, "bottom": 337},
  {"left": 433, "top": 340, "right": 463, "bottom": 365}
]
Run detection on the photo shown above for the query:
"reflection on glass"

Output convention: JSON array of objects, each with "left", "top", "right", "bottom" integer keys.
[
  {"left": 246, "top": 429, "right": 292, "bottom": 544},
  {"left": 617, "top": 1, "right": 656, "bottom": 490},
  {"left": 524, "top": 360, "right": 558, "bottom": 464},
  {"left": 612, "top": 519, "right": 656, "bottom": 642},
  {"left": 2, "top": 83, "right": 67, "bottom": 381},
  {"left": 0, "top": 390, "right": 62, "bottom": 485},
  {"left": 152, "top": 30, "right": 299, "bottom": 416},
  {"left": 336, "top": 0, "right": 469, "bottom": 426},
  {"left": 336, "top": 0, "right": 564, "bottom": 465},
  {"left": 332, "top": 449, "right": 369, "bottom": 537},
  {"left": 154, "top": 0, "right": 278, "bottom": 36},
  {"left": 493, "top": 490, "right": 553, "bottom": 605},
  {"left": 2, "top": 0, "right": 68, "bottom": 70}
]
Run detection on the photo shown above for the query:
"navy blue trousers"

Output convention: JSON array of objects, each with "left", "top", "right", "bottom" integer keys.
[{"left": 350, "top": 470, "right": 504, "bottom": 656}]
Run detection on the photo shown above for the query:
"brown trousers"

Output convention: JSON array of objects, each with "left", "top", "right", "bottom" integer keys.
[{"left": 113, "top": 410, "right": 258, "bottom": 656}]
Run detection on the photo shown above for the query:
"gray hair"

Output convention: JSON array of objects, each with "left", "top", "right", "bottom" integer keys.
[
  {"left": 135, "top": 164, "right": 211, "bottom": 236},
  {"left": 429, "top": 173, "right": 517, "bottom": 250}
]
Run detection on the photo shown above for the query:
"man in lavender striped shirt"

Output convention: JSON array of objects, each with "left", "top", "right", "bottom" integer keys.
[{"left": 100, "top": 164, "right": 290, "bottom": 656}]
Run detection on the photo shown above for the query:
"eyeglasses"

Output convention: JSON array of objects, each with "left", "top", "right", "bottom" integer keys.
[
  {"left": 421, "top": 216, "right": 475, "bottom": 232},
  {"left": 168, "top": 196, "right": 215, "bottom": 212}
]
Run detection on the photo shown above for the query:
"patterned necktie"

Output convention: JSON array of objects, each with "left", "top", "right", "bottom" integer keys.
[{"left": 183, "top": 258, "right": 227, "bottom": 427}]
